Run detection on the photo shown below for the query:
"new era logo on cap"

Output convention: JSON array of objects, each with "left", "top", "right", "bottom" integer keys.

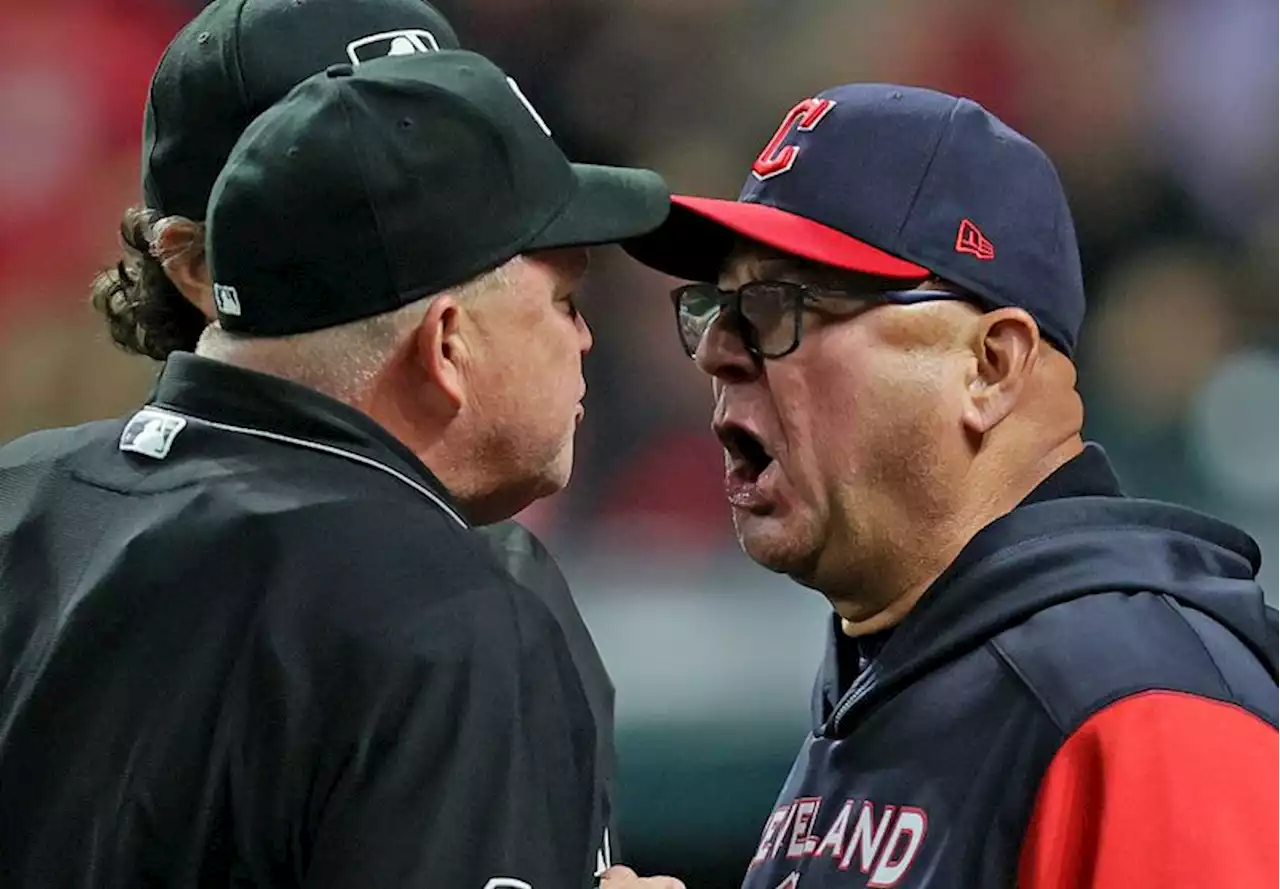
[
  {"left": 346, "top": 29, "right": 441, "bottom": 66},
  {"left": 955, "top": 218, "right": 995, "bottom": 260}
]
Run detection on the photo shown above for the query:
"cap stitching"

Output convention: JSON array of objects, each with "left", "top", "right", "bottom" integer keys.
[
  {"left": 892, "top": 95, "right": 961, "bottom": 244},
  {"left": 141, "top": 22, "right": 188, "bottom": 213},
  {"left": 337, "top": 83, "right": 401, "bottom": 300},
  {"left": 520, "top": 171, "right": 580, "bottom": 246},
  {"left": 361, "top": 66, "right": 569, "bottom": 291},
  {"left": 229, "top": 0, "right": 254, "bottom": 111},
  {"left": 355, "top": 69, "right": 567, "bottom": 298},
  {"left": 142, "top": 91, "right": 169, "bottom": 213},
  {"left": 431, "top": 69, "right": 575, "bottom": 244}
]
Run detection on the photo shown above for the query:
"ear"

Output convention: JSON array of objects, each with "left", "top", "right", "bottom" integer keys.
[
  {"left": 414, "top": 294, "right": 468, "bottom": 412},
  {"left": 151, "top": 217, "right": 214, "bottom": 319},
  {"left": 962, "top": 308, "right": 1040, "bottom": 435}
]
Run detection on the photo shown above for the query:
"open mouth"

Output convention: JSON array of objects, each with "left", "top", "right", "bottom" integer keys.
[{"left": 717, "top": 424, "right": 775, "bottom": 483}]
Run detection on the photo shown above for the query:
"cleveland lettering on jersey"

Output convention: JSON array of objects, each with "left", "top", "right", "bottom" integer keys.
[{"left": 748, "top": 796, "right": 928, "bottom": 888}]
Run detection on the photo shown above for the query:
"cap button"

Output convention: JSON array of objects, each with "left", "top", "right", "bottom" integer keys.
[{"left": 326, "top": 63, "right": 354, "bottom": 78}]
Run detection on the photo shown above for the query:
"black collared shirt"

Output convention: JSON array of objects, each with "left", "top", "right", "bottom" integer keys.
[{"left": 0, "top": 353, "right": 611, "bottom": 889}]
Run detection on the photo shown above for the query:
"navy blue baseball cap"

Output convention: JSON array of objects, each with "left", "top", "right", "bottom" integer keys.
[{"left": 625, "top": 84, "right": 1085, "bottom": 356}]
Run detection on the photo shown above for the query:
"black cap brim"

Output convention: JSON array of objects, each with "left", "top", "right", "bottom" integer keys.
[{"left": 526, "top": 163, "right": 671, "bottom": 250}]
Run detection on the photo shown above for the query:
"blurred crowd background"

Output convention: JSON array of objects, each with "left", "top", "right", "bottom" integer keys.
[{"left": 0, "top": 0, "right": 1276, "bottom": 886}]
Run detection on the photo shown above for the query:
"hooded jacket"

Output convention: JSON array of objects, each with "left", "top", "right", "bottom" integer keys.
[{"left": 741, "top": 445, "right": 1278, "bottom": 889}]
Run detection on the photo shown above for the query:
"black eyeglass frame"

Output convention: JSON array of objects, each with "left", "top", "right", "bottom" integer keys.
[{"left": 669, "top": 280, "right": 966, "bottom": 360}]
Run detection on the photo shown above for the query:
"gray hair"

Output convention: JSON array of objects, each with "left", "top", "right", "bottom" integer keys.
[{"left": 196, "top": 257, "right": 521, "bottom": 404}]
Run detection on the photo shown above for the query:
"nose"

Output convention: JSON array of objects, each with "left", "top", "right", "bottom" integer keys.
[
  {"left": 576, "top": 310, "right": 594, "bottom": 355},
  {"left": 693, "top": 310, "right": 758, "bottom": 382}
]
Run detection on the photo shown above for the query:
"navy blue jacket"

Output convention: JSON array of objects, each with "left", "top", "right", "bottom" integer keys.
[{"left": 742, "top": 446, "right": 1278, "bottom": 889}]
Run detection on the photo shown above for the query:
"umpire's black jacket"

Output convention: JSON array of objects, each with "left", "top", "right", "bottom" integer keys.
[{"left": 0, "top": 353, "right": 616, "bottom": 889}]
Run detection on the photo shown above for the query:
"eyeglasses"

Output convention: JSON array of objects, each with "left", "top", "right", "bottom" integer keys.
[{"left": 670, "top": 280, "right": 962, "bottom": 360}]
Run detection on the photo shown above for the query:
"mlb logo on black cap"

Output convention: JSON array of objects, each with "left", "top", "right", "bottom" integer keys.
[{"left": 346, "top": 29, "right": 441, "bottom": 66}]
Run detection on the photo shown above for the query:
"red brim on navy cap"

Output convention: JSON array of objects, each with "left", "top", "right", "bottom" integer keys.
[{"left": 624, "top": 195, "right": 930, "bottom": 283}]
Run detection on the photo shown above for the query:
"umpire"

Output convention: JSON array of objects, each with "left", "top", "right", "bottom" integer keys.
[
  {"left": 89, "top": 1, "right": 643, "bottom": 882},
  {"left": 96, "top": 4, "right": 621, "bottom": 833},
  {"left": 0, "top": 50, "right": 668, "bottom": 889}
]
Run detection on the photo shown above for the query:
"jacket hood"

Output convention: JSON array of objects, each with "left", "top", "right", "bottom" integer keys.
[{"left": 817, "top": 447, "right": 1275, "bottom": 735}]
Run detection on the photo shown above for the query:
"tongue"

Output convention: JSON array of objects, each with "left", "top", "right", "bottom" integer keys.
[{"left": 726, "top": 459, "right": 777, "bottom": 509}]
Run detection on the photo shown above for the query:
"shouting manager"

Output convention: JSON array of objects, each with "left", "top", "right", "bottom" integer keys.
[{"left": 626, "top": 82, "right": 1279, "bottom": 889}]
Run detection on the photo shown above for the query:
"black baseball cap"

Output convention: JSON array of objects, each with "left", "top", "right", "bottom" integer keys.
[
  {"left": 143, "top": 0, "right": 461, "bottom": 220},
  {"left": 206, "top": 51, "right": 671, "bottom": 336},
  {"left": 624, "top": 84, "right": 1086, "bottom": 356}
]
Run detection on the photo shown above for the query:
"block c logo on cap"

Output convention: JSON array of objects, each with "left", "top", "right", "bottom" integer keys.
[
  {"left": 752, "top": 98, "right": 837, "bottom": 181},
  {"left": 346, "top": 29, "right": 441, "bottom": 66}
]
